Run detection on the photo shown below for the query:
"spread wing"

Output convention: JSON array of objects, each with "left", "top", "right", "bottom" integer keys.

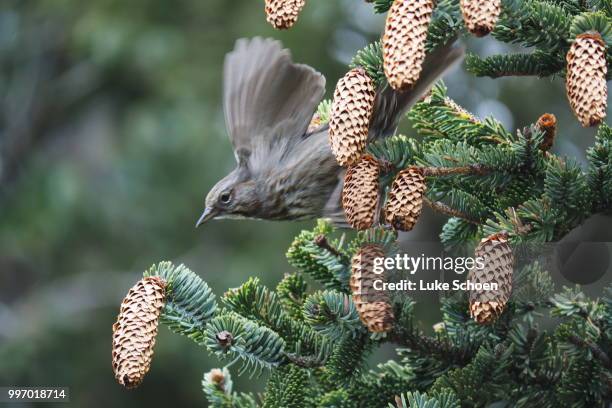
[{"left": 223, "top": 37, "right": 326, "bottom": 167}]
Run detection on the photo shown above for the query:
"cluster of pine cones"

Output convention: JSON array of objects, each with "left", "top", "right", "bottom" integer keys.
[
  {"left": 326, "top": 0, "right": 440, "bottom": 232},
  {"left": 350, "top": 231, "right": 514, "bottom": 333},
  {"left": 266, "top": 0, "right": 607, "bottom": 127}
]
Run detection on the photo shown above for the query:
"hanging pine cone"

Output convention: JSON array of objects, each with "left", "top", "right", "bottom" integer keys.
[
  {"left": 468, "top": 232, "right": 514, "bottom": 324},
  {"left": 382, "top": 0, "right": 434, "bottom": 91},
  {"left": 460, "top": 0, "right": 501, "bottom": 37},
  {"left": 566, "top": 32, "right": 608, "bottom": 127},
  {"left": 264, "top": 0, "right": 306, "bottom": 30},
  {"left": 112, "top": 276, "right": 166, "bottom": 388},
  {"left": 536, "top": 113, "right": 557, "bottom": 151},
  {"left": 342, "top": 155, "right": 380, "bottom": 230},
  {"left": 329, "top": 68, "right": 376, "bottom": 166},
  {"left": 384, "top": 167, "right": 426, "bottom": 231},
  {"left": 350, "top": 244, "right": 394, "bottom": 333}
]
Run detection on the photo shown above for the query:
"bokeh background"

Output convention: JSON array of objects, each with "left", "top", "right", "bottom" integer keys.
[{"left": 0, "top": 0, "right": 604, "bottom": 406}]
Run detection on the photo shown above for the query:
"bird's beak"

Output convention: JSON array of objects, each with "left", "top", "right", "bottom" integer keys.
[{"left": 195, "top": 207, "right": 218, "bottom": 228}]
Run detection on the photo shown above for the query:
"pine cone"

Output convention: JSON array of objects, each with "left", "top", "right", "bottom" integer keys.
[
  {"left": 342, "top": 155, "right": 380, "bottom": 230},
  {"left": 350, "top": 244, "right": 394, "bottom": 333},
  {"left": 566, "top": 33, "right": 608, "bottom": 127},
  {"left": 329, "top": 68, "right": 376, "bottom": 166},
  {"left": 382, "top": 0, "right": 434, "bottom": 91},
  {"left": 469, "top": 301, "right": 504, "bottom": 325},
  {"left": 112, "top": 276, "right": 166, "bottom": 388},
  {"left": 265, "top": 0, "right": 306, "bottom": 30},
  {"left": 384, "top": 167, "right": 426, "bottom": 231},
  {"left": 460, "top": 0, "right": 501, "bottom": 37},
  {"left": 536, "top": 113, "right": 557, "bottom": 151},
  {"left": 468, "top": 232, "right": 514, "bottom": 324}
]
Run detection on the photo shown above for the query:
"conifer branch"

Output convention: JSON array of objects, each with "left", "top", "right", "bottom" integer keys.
[
  {"left": 284, "top": 352, "right": 325, "bottom": 368},
  {"left": 420, "top": 164, "right": 490, "bottom": 177},
  {"left": 568, "top": 335, "right": 612, "bottom": 370},
  {"left": 314, "top": 234, "right": 343, "bottom": 258},
  {"left": 423, "top": 196, "right": 481, "bottom": 224}
]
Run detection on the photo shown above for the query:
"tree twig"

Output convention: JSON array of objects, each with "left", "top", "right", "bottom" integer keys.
[
  {"left": 314, "top": 234, "right": 343, "bottom": 258},
  {"left": 568, "top": 335, "right": 612, "bottom": 370},
  {"left": 423, "top": 196, "right": 481, "bottom": 224},
  {"left": 284, "top": 352, "right": 325, "bottom": 368},
  {"left": 420, "top": 164, "right": 490, "bottom": 177}
]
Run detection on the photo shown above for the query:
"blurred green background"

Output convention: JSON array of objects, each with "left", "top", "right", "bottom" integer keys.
[{"left": 0, "top": 0, "right": 602, "bottom": 406}]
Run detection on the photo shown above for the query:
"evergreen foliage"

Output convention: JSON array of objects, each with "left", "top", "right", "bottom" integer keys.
[
  {"left": 137, "top": 1, "right": 612, "bottom": 406},
  {"left": 145, "top": 215, "right": 611, "bottom": 406}
]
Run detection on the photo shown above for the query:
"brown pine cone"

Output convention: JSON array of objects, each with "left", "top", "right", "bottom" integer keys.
[
  {"left": 265, "top": 0, "right": 306, "bottom": 30},
  {"left": 351, "top": 244, "right": 394, "bottom": 333},
  {"left": 384, "top": 167, "right": 426, "bottom": 231},
  {"left": 469, "top": 301, "right": 505, "bottom": 324},
  {"left": 468, "top": 232, "right": 514, "bottom": 324},
  {"left": 566, "top": 32, "right": 608, "bottom": 127},
  {"left": 382, "top": 0, "right": 434, "bottom": 91},
  {"left": 112, "top": 276, "right": 166, "bottom": 388},
  {"left": 356, "top": 302, "right": 395, "bottom": 333},
  {"left": 342, "top": 155, "right": 380, "bottom": 230},
  {"left": 460, "top": 0, "right": 501, "bottom": 37},
  {"left": 329, "top": 68, "right": 376, "bottom": 166},
  {"left": 536, "top": 113, "right": 557, "bottom": 151}
]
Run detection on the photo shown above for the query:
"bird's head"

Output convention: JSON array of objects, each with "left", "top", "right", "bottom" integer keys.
[{"left": 195, "top": 169, "right": 260, "bottom": 227}]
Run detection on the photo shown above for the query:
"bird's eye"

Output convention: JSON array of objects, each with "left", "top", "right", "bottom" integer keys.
[{"left": 220, "top": 191, "right": 232, "bottom": 204}]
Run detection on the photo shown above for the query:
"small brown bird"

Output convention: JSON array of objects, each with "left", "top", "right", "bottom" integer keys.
[{"left": 196, "top": 37, "right": 463, "bottom": 227}]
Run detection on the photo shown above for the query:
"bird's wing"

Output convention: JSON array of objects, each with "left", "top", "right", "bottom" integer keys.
[{"left": 223, "top": 37, "right": 326, "bottom": 167}]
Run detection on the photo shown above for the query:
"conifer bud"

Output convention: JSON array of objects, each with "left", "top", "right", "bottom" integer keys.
[
  {"left": 384, "top": 167, "right": 426, "bottom": 231},
  {"left": 382, "top": 0, "right": 434, "bottom": 91},
  {"left": 265, "top": 0, "right": 306, "bottom": 30},
  {"left": 536, "top": 113, "right": 557, "bottom": 151},
  {"left": 112, "top": 276, "right": 166, "bottom": 388},
  {"left": 208, "top": 368, "right": 225, "bottom": 387},
  {"left": 351, "top": 244, "right": 394, "bottom": 333},
  {"left": 342, "top": 155, "right": 380, "bottom": 230},
  {"left": 460, "top": 0, "right": 501, "bottom": 37},
  {"left": 468, "top": 232, "right": 514, "bottom": 324},
  {"left": 329, "top": 68, "right": 376, "bottom": 166},
  {"left": 216, "top": 330, "right": 234, "bottom": 348},
  {"left": 566, "top": 32, "right": 608, "bottom": 127}
]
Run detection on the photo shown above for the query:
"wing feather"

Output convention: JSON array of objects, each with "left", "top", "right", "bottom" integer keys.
[{"left": 223, "top": 37, "right": 326, "bottom": 165}]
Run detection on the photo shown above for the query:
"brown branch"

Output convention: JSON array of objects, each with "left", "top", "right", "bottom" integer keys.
[
  {"left": 423, "top": 196, "right": 481, "bottom": 225},
  {"left": 314, "top": 234, "right": 343, "bottom": 258},
  {"left": 376, "top": 158, "right": 493, "bottom": 178},
  {"left": 568, "top": 335, "right": 612, "bottom": 370},
  {"left": 284, "top": 352, "right": 324, "bottom": 368},
  {"left": 377, "top": 157, "right": 396, "bottom": 174},
  {"left": 420, "top": 164, "right": 490, "bottom": 177}
]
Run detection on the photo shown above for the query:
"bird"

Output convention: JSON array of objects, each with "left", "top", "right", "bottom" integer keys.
[{"left": 196, "top": 37, "right": 464, "bottom": 227}]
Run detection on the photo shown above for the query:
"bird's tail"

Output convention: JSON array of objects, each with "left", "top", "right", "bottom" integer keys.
[{"left": 368, "top": 40, "right": 465, "bottom": 139}]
